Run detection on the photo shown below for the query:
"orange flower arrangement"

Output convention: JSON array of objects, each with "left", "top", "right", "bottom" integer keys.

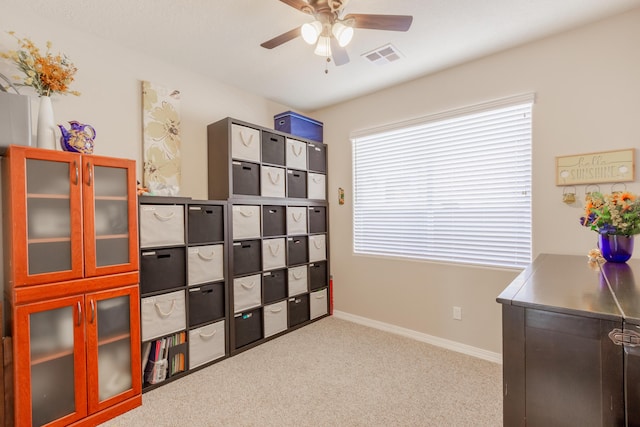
[
  {"left": 1, "top": 31, "right": 80, "bottom": 97},
  {"left": 581, "top": 191, "right": 640, "bottom": 236}
]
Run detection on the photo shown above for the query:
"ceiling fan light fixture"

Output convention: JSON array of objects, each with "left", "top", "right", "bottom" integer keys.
[
  {"left": 314, "top": 36, "right": 332, "bottom": 57},
  {"left": 301, "top": 21, "right": 322, "bottom": 45},
  {"left": 332, "top": 21, "right": 354, "bottom": 47}
]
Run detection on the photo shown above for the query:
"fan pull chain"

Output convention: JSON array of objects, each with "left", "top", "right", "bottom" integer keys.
[{"left": 325, "top": 57, "right": 331, "bottom": 74}]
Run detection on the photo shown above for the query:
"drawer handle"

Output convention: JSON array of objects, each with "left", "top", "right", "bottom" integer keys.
[
  {"left": 153, "top": 211, "right": 176, "bottom": 221},
  {"left": 313, "top": 240, "right": 324, "bottom": 249},
  {"left": 268, "top": 171, "right": 281, "bottom": 185},
  {"left": 268, "top": 243, "right": 281, "bottom": 256},
  {"left": 199, "top": 328, "right": 217, "bottom": 339},
  {"left": 315, "top": 294, "right": 326, "bottom": 300},
  {"left": 241, "top": 280, "right": 256, "bottom": 290},
  {"left": 312, "top": 176, "right": 323, "bottom": 184},
  {"left": 154, "top": 300, "right": 176, "bottom": 317},
  {"left": 269, "top": 307, "right": 283, "bottom": 313},
  {"left": 268, "top": 209, "right": 278, "bottom": 214},
  {"left": 240, "top": 131, "right": 254, "bottom": 147},
  {"left": 239, "top": 209, "right": 254, "bottom": 218},
  {"left": 291, "top": 212, "right": 303, "bottom": 222},
  {"left": 197, "top": 251, "right": 216, "bottom": 261},
  {"left": 291, "top": 144, "right": 303, "bottom": 157},
  {"left": 292, "top": 271, "right": 304, "bottom": 280}
]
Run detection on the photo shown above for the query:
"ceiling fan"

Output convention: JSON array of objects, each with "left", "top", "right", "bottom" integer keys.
[{"left": 260, "top": 0, "right": 413, "bottom": 67}]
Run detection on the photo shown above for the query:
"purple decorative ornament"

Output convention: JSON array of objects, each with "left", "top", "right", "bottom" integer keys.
[
  {"left": 599, "top": 234, "right": 634, "bottom": 263},
  {"left": 58, "top": 121, "right": 96, "bottom": 154}
]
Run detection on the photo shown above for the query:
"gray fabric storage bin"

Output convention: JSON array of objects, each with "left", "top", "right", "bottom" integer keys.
[
  {"left": 187, "top": 244, "right": 224, "bottom": 286},
  {"left": 264, "top": 300, "right": 287, "bottom": 338},
  {"left": 188, "top": 320, "right": 225, "bottom": 369}
]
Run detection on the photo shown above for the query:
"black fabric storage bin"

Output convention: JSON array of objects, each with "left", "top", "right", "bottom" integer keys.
[
  {"left": 232, "top": 161, "right": 260, "bottom": 196},
  {"left": 188, "top": 282, "right": 225, "bottom": 327},
  {"left": 287, "top": 170, "right": 307, "bottom": 199},
  {"left": 263, "top": 269, "right": 287, "bottom": 304},
  {"left": 262, "top": 131, "right": 285, "bottom": 166},
  {"left": 287, "top": 236, "right": 308, "bottom": 266},
  {"left": 233, "top": 239, "right": 262, "bottom": 275},
  {"left": 188, "top": 205, "right": 224, "bottom": 244},
  {"left": 308, "top": 206, "right": 326, "bottom": 233},
  {"left": 309, "top": 262, "right": 327, "bottom": 291},
  {"left": 307, "top": 142, "right": 327, "bottom": 173},
  {"left": 263, "top": 205, "right": 286, "bottom": 237},
  {"left": 288, "top": 294, "right": 310, "bottom": 327},
  {"left": 140, "top": 247, "right": 186, "bottom": 294},
  {"left": 234, "top": 307, "right": 263, "bottom": 349}
]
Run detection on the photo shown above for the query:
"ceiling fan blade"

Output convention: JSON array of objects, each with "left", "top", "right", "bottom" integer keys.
[
  {"left": 344, "top": 14, "right": 413, "bottom": 31},
  {"left": 330, "top": 38, "right": 350, "bottom": 66},
  {"left": 279, "top": 0, "right": 314, "bottom": 14},
  {"left": 260, "top": 27, "right": 301, "bottom": 49}
]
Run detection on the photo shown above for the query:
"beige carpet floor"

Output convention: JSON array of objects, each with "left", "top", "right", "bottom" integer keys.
[{"left": 101, "top": 316, "right": 502, "bottom": 426}]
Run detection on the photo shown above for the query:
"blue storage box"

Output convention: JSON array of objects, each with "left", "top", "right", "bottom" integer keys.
[{"left": 274, "top": 111, "right": 323, "bottom": 142}]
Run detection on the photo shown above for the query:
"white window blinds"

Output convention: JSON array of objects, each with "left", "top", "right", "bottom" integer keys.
[{"left": 352, "top": 95, "right": 533, "bottom": 269}]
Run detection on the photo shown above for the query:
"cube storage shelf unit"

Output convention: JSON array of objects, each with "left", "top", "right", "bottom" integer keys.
[
  {"left": 207, "top": 117, "right": 330, "bottom": 355},
  {"left": 138, "top": 196, "right": 229, "bottom": 392}
]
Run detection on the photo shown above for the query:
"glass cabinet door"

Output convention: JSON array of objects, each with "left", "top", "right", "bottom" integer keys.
[
  {"left": 14, "top": 295, "right": 88, "bottom": 426},
  {"left": 7, "top": 147, "right": 84, "bottom": 286},
  {"left": 83, "top": 156, "right": 138, "bottom": 277},
  {"left": 86, "top": 285, "right": 141, "bottom": 413}
]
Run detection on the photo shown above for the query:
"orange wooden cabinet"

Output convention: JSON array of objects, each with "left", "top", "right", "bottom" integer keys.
[{"left": 2, "top": 146, "right": 141, "bottom": 426}]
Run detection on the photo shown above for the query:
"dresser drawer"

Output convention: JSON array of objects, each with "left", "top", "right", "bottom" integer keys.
[
  {"left": 187, "top": 244, "right": 224, "bottom": 286},
  {"left": 188, "top": 205, "right": 224, "bottom": 244},
  {"left": 141, "top": 290, "right": 186, "bottom": 341},
  {"left": 140, "top": 204, "right": 184, "bottom": 248}
]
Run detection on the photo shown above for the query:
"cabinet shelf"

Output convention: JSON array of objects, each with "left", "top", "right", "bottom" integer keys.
[
  {"left": 98, "top": 332, "right": 131, "bottom": 347},
  {"left": 31, "top": 348, "right": 74, "bottom": 366},
  {"left": 95, "top": 195, "right": 128, "bottom": 201},
  {"left": 96, "top": 234, "right": 129, "bottom": 240},
  {"left": 27, "top": 193, "right": 71, "bottom": 200},
  {"left": 28, "top": 237, "right": 72, "bottom": 244}
]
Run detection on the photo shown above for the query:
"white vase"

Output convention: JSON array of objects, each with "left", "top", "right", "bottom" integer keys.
[{"left": 36, "top": 96, "right": 57, "bottom": 150}]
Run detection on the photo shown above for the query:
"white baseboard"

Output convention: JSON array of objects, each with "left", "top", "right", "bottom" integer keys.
[{"left": 332, "top": 310, "right": 502, "bottom": 364}]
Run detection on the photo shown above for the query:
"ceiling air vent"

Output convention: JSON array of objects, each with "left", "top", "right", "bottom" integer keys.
[{"left": 362, "top": 43, "right": 403, "bottom": 65}]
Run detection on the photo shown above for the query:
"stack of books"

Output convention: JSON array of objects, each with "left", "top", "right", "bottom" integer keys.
[{"left": 142, "top": 332, "right": 187, "bottom": 384}]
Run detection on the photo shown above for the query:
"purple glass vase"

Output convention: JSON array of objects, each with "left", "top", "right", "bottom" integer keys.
[{"left": 598, "top": 234, "right": 634, "bottom": 263}]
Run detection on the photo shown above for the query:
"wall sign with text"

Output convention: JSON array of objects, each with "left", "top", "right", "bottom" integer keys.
[{"left": 556, "top": 149, "right": 635, "bottom": 186}]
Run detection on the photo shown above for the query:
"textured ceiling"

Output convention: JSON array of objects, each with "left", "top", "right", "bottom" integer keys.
[{"left": 4, "top": 0, "right": 640, "bottom": 111}]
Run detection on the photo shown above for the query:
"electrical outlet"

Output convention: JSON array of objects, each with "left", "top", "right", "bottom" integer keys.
[{"left": 453, "top": 306, "right": 462, "bottom": 320}]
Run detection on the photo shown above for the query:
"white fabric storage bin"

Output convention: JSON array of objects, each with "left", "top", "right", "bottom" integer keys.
[
  {"left": 232, "top": 205, "right": 261, "bottom": 240},
  {"left": 263, "top": 301, "right": 287, "bottom": 338},
  {"left": 234, "top": 274, "right": 262, "bottom": 313},
  {"left": 140, "top": 205, "right": 184, "bottom": 248},
  {"left": 310, "top": 289, "right": 328, "bottom": 320},
  {"left": 286, "top": 206, "right": 308, "bottom": 235},
  {"left": 187, "top": 244, "right": 224, "bottom": 285},
  {"left": 261, "top": 165, "right": 285, "bottom": 198},
  {"left": 231, "top": 123, "right": 260, "bottom": 163},
  {"left": 286, "top": 137, "right": 307, "bottom": 170},
  {"left": 308, "top": 234, "right": 327, "bottom": 262},
  {"left": 188, "top": 320, "right": 225, "bottom": 369},
  {"left": 288, "top": 265, "right": 308, "bottom": 297},
  {"left": 262, "top": 238, "right": 286, "bottom": 271},
  {"left": 307, "top": 173, "right": 326, "bottom": 200},
  {"left": 141, "top": 290, "right": 186, "bottom": 341}
]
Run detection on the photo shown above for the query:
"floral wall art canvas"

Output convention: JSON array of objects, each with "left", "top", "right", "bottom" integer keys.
[{"left": 142, "top": 80, "right": 181, "bottom": 195}]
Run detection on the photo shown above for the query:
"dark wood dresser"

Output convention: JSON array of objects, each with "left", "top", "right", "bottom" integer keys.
[{"left": 497, "top": 253, "right": 640, "bottom": 427}]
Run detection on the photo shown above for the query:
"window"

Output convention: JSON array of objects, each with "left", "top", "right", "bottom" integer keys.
[{"left": 351, "top": 94, "right": 533, "bottom": 269}]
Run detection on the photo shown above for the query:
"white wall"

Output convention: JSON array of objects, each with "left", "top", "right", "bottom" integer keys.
[
  {"left": 313, "top": 8, "right": 640, "bottom": 354},
  {"left": 0, "top": 8, "right": 290, "bottom": 200}
]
